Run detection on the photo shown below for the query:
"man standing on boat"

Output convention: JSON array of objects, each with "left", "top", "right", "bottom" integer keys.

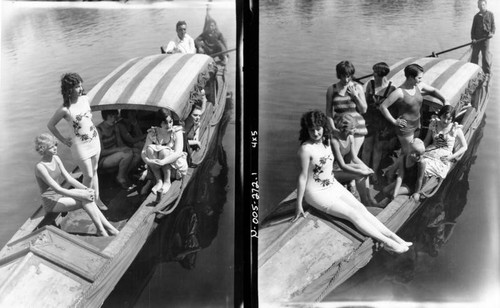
[
  {"left": 471, "top": 0, "right": 495, "bottom": 76},
  {"left": 162, "top": 21, "right": 196, "bottom": 54}
]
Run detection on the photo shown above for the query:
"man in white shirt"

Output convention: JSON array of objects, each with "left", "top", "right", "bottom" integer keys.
[{"left": 162, "top": 21, "right": 196, "bottom": 54}]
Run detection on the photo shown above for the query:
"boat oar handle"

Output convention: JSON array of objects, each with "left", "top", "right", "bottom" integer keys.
[{"left": 209, "top": 48, "right": 236, "bottom": 58}]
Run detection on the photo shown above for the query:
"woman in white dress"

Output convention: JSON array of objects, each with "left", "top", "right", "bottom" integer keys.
[{"left": 47, "top": 73, "right": 107, "bottom": 210}]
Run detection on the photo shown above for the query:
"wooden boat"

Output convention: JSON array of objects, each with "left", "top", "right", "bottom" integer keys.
[
  {"left": 0, "top": 53, "right": 230, "bottom": 307},
  {"left": 258, "top": 56, "right": 489, "bottom": 304}
]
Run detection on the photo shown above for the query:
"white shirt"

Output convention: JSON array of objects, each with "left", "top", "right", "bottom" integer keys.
[{"left": 164, "top": 34, "right": 196, "bottom": 54}]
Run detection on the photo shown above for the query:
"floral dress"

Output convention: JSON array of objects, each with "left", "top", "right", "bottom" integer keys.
[
  {"left": 67, "top": 96, "right": 100, "bottom": 161},
  {"left": 422, "top": 119, "right": 461, "bottom": 179}
]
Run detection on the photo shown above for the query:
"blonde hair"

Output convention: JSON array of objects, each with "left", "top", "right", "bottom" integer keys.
[
  {"left": 409, "top": 138, "right": 425, "bottom": 154},
  {"left": 35, "top": 133, "right": 57, "bottom": 155}
]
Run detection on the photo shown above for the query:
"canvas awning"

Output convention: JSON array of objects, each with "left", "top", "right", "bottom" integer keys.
[
  {"left": 385, "top": 57, "right": 484, "bottom": 109},
  {"left": 87, "top": 53, "right": 216, "bottom": 119}
]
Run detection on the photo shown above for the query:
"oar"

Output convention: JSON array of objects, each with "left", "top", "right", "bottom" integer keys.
[
  {"left": 354, "top": 38, "right": 489, "bottom": 82},
  {"left": 209, "top": 48, "right": 236, "bottom": 58}
]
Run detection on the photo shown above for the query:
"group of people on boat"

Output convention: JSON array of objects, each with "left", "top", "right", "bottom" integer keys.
[
  {"left": 160, "top": 8, "right": 228, "bottom": 64},
  {"left": 35, "top": 73, "right": 208, "bottom": 236},
  {"left": 294, "top": 59, "right": 470, "bottom": 254}
]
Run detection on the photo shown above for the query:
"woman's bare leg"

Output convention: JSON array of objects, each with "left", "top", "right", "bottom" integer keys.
[
  {"left": 353, "top": 136, "right": 365, "bottom": 157},
  {"left": 78, "top": 156, "right": 107, "bottom": 210},
  {"left": 325, "top": 197, "right": 408, "bottom": 253}
]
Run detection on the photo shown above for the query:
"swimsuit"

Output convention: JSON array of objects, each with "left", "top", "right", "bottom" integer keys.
[
  {"left": 331, "top": 84, "right": 368, "bottom": 137},
  {"left": 395, "top": 86, "right": 423, "bottom": 137},
  {"left": 67, "top": 96, "right": 100, "bottom": 161},
  {"left": 364, "top": 80, "right": 395, "bottom": 140},
  {"left": 303, "top": 144, "right": 361, "bottom": 216},
  {"left": 38, "top": 160, "right": 65, "bottom": 213}
]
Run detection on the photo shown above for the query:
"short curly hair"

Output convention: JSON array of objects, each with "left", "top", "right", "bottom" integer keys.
[
  {"left": 61, "top": 73, "right": 84, "bottom": 108},
  {"left": 35, "top": 133, "right": 57, "bottom": 155},
  {"left": 299, "top": 110, "right": 330, "bottom": 145}
]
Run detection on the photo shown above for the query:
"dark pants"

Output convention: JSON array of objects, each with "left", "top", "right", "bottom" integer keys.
[{"left": 471, "top": 39, "right": 491, "bottom": 74}]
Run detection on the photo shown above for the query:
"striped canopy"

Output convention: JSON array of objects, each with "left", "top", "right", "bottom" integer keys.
[
  {"left": 385, "top": 57, "right": 484, "bottom": 108},
  {"left": 87, "top": 53, "right": 215, "bottom": 118}
]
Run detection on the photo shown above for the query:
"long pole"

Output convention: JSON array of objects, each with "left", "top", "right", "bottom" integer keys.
[
  {"left": 209, "top": 48, "right": 237, "bottom": 58},
  {"left": 354, "top": 38, "right": 488, "bottom": 82}
]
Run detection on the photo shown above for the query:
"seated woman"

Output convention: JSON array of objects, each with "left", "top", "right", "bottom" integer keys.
[
  {"left": 294, "top": 110, "right": 411, "bottom": 254},
  {"left": 184, "top": 89, "right": 208, "bottom": 151},
  {"left": 331, "top": 113, "right": 377, "bottom": 207},
  {"left": 141, "top": 108, "right": 188, "bottom": 195},
  {"left": 383, "top": 138, "right": 426, "bottom": 201},
  {"left": 117, "top": 109, "right": 146, "bottom": 150},
  {"left": 97, "top": 110, "right": 141, "bottom": 189},
  {"left": 34, "top": 133, "right": 119, "bottom": 237},
  {"left": 361, "top": 62, "right": 397, "bottom": 184},
  {"left": 421, "top": 105, "right": 468, "bottom": 179}
]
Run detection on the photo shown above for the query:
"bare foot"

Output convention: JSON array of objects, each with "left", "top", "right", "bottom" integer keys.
[
  {"left": 391, "top": 234, "right": 413, "bottom": 247},
  {"left": 383, "top": 241, "right": 409, "bottom": 254},
  {"left": 95, "top": 199, "right": 108, "bottom": 211},
  {"left": 160, "top": 181, "right": 171, "bottom": 195},
  {"left": 97, "top": 229, "right": 109, "bottom": 237},
  {"left": 151, "top": 180, "right": 163, "bottom": 195},
  {"left": 106, "top": 226, "right": 120, "bottom": 236}
]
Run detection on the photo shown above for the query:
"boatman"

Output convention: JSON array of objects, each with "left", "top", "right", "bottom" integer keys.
[
  {"left": 471, "top": 0, "right": 495, "bottom": 76},
  {"left": 161, "top": 21, "right": 196, "bottom": 54}
]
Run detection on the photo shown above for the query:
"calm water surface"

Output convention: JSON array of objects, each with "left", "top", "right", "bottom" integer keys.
[
  {"left": 0, "top": 1, "right": 236, "bottom": 307},
  {"left": 259, "top": 0, "right": 499, "bottom": 304}
]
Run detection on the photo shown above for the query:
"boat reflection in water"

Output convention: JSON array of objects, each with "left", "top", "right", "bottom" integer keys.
[
  {"left": 330, "top": 116, "right": 486, "bottom": 296},
  {"left": 103, "top": 99, "right": 233, "bottom": 307}
]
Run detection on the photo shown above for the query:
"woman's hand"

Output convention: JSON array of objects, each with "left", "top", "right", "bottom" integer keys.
[
  {"left": 395, "top": 118, "right": 407, "bottom": 128},
  {"left": 346, "top": 84, "right": 358, "bottom": 99},
  {"left": 73, "top": 188, "right": 95, "bottom": 202},
  {"left": 63, "top": 137, "right": 72, "bottom": 147},
  {"left": 440, "top": 155, "right": 451, "bottom": 163},
  {"left": 411, "top": 192, "right": 421, "bottom": 201},
  {"left": 292, "top": 206, "right": 305, "bottom": 223}
]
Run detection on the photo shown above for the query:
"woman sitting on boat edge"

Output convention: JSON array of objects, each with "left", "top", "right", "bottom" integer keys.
[
  {"left": 330, "top": 113, "right": 378, "bottom": 207},
  {"left": 34, "top": 133, "right": 119, "bottom": 237},
  {"left": 141, "top": 108, "right": 188, "bottom": 195},
  {"left": 293, "top": 110, "right": 411, "bottom": 254},
  {"left": 382, "top": 138, "right": 426, "bottom": 202}
]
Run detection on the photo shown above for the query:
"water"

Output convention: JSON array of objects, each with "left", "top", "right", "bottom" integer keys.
[
  {"left": 259, "top": 0, "right": 500, "bottom": 305},
  {"left": 0, "top": 1, "right": 235, "bottom": 307}
]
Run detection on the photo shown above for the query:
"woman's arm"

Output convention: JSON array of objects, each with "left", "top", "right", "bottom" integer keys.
[
  {"left": 54, "top": 156, "right": 87, "bottom": 190},
  {"left": 326, "top": 86, "right": 339, "bottom": 135},
  {"left": 422, "top": 122, "right": 434, "bottom": 147},
  {"left": 293, "top": 146, "right": 310, "bottom": 221},
  {"left": 379, "top": 89, "right": 403, "bottom": 126},
  {"left": 420, "top": 83, "right": 449, "bottom": 105},
  {"left": 447, "top": 128, "right": 468, "bottom": 161},
  {"left": 331, "top": 137, "right": 371, "bottom": 176},
  {"left": 35, "top": 164, "right": 92, "bottom": 202},
  {"left": 47, "top": 107, "right": 72, "bottom": 147},
  {"left": 158, "top": 128, "right": 185, "bottom": 165},
  {"left": 348, "top": 83, "right": 367, "bottom": 114}
]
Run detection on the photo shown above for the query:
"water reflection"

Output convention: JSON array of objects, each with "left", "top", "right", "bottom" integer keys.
[{"left": 103, "top": 101, "right": 232, "bottom": 307}]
